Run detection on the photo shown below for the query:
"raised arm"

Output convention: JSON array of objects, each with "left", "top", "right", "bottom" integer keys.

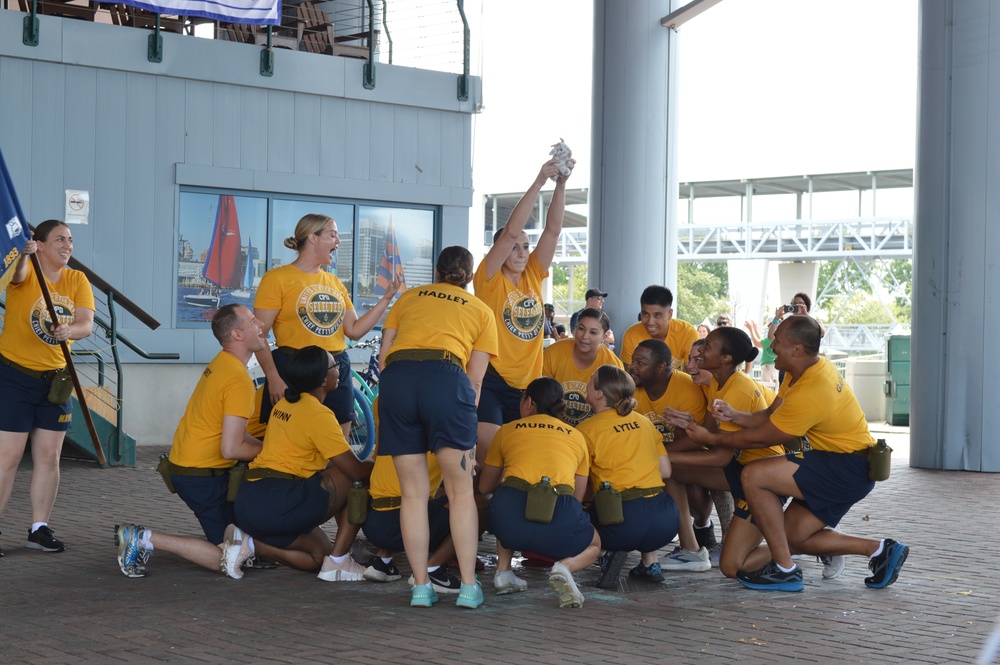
[
  {"left": 532, "top": 159, "right": 575, "bottom": 271},
  {"left": 343, "top": 274, "right": 401, "bottom": 340}
]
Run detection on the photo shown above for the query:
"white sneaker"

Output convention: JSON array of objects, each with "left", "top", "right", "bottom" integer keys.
[
  {"left": 220, "top": 524, "right": 252, "bottom": 580},
  {"left": 317, "top": 555, "right": 366, "bottom": 582},
  {"left": 708, "top": 543, "right": 722, "bottom": 568},
  {"left": 661, "top": 546, "right": 712, "bottom": 572},
  {"left": 820, "top": 555, "right": 847, "bottom": 579},
  {"left": 547, "top": 561, "right": 584, "bottom": 609},
  {"left": 494, "top": 570, "right": 528, "bottom": 595}
]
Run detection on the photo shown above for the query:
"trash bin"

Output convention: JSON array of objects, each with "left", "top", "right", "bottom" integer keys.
[{"left": 884, "top": 336, "right": 910, "bottom": 426}]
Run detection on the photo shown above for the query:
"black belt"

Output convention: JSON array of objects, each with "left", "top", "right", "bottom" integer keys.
[
  {"left": 851, "top": 447, "right": 873, "bottom": 458},
  {"left": 246, "top": 467, "right": 302, "bottom": 481},
  {"left": 385, "top": 349, "right": 464, "bottom": 370},
  {"left": 0, "top": 354, "right": 62, "bottom": 381}
]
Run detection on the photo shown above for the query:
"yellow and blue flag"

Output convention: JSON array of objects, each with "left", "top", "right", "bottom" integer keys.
[
  {"left": 0, "top": 149, "right": 29, "bottom": 293},
  {"left": 374, "top": 223, "right": 406, "bottom": 297}
]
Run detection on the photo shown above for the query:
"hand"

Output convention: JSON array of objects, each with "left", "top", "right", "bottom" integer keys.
[
  {"left": 51, "top": 322, "right": 71, "bottom": 343},
  {"left": 684, "top": 421, "right": 712, "bottom": 444},
  {"left": 773, "top": 305, "right": 786, "bottom": 320},
  {"left": 538, "top": 159, "right": 560, "bottom": 182},
  {"left": 555, "top": 157, "right": 576, "bottom": 183},
  {"left": 382, "top": 273, "right": 403, "bottom": 300},
  {"left": 710, "top": 399, "right": 736, "bottom": 422},
  {"left": 22, "top": 239, "right": 37, "bottom": 256},
  {"left": 663, "top": 406, "right": 695, "bottom": 430},
  {"left": 267, "top": 374, "right": 288, "bottom": 406},
  {"left": 745, "top": 320, "right": 757, "bottom": 333}
]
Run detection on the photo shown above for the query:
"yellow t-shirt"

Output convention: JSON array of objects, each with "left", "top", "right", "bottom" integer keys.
[
  {"left": 0, "top": 267, "right": 95, "bottom": 371},
  {"left": 577, "top": 409, "right": 665, "bottom": 492},
  {"left": 619, "top": 319, "right": 700, "bottom": 371},
  {"left": 634, "top": 371, "right": 707, "bottom": 446},
  {"left": 542, "top": 338, "right": 624, "bottom": 426},
  {"left": 771, "top": 357, "right": 874, "bottom": 453},
  {"left": 383, "top": 282, "right": 498, "bottom": 367},
  {"left": 484, "top": 414, "right": 589, "bottom": 487},
  {"left": 254, "top": 264, "right": 354, "bottom": 353},
  {"left": 473, "top": 253, "right": 547, "bottom": 389},
  {"left": 251, "top": 393, "right": 351, "bottom": 477},
  {"left": 169, "top": 351, "right": 254, "bottom": 469},
  {"left": 707, "top": 372, "right": 784, "bottom": 463},
  {"left": 246, "top": 384, "right": 267, "bottom": 440}
]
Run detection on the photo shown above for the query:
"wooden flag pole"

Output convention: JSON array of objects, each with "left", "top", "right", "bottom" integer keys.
[{"left": 28, "top": 252, "right": 107, "bottom": 467}]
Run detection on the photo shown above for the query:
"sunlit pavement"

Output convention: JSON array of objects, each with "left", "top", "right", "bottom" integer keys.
[{"left": 1, "top": 426, "right": 997, "bottom": 665}]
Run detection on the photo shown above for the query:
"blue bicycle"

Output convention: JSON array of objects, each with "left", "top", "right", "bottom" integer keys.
[{"left": 347, "top": 338, "right": 380, "bottom": 460}]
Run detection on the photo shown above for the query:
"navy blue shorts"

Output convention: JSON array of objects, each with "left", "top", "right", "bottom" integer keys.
[
  {"left": 362, "top": 495, "right": 450, "bottom": 553},
  {"left": 263, "top": 350, "right": 354, "bottom": 425},
  {"left": 476, "top": 369, "right": 523, "bottom": 426},
  {"left": 378, "top": 360, "right": 477, "bottom": 455},
  {"left": 234, "top": 474, "right": 330, "bottom": 549},
  {"left": 788, "top": 450, "right": 875, "bottom": 527},
  {"left": 726, "top": 458, "right": 789, "bottom": 522},
  {"left": 0, "top": 361, "right": 72, "bottom": 432},
  {"left": 172, "top": 473, "right": 234, "bottom": 545},
  {"left": 487, "top": 486, "right": 594, "bottom": 560},
  {"left": 588, "top": 491, "right": 678, "bottom": 553}
]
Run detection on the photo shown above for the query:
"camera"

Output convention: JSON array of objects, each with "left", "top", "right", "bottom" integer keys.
[{"left": 783, "top": 305, "right": 797, "bottom": 313}]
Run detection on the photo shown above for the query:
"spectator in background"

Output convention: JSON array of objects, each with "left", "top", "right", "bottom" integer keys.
[
  {"left": 746, "top": 319, "right": 777, "bottom": 389},
  {"left": 714, "top": 315, "right": 751, "bottom": 374},
  {"left": 697, "top": 324, "right": 710, "bottom": 339},
  {"left": 570, "top": 289, "right": 607, "bottom": 333},
  {"left": 544, "top": 304, "right": 557, "bottom": 340},
  {"left": 554, "top": 324, "right": 569, "bottom": 340},
  {"left": 767, "top": 292, "right": 822, "bottom": 386}
]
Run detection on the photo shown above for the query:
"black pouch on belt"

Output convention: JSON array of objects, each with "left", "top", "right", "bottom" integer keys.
[{"left": 46, "top": 367, "right": 73, "bottom": 405}]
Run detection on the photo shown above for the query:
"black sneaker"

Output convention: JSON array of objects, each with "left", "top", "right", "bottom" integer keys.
[
  {"left": 363, "top": 557, "right": 401, "bottom": 583},
  {"left": 26, "top": 525, "right": 64, "bottom": 553},
  {"left": 864, "top": 539, "right": 909, "bottom": 589},
  {"left": 629, "top": 562, "right": 665, "bottom": 583},
  {"left": 596, "top": 551, "right": 628, "bottom": 589},
  {"left": 736, "top": 560, "right": 803, "bottom": 592},
  {"left": 694, "top": 522, "right": 718, "bottom": 549},
  {"left": 245, "top": 555, "right": 279, "bottom": 570},
  {"left": 428, "top": 566, "right": 462, "bottom": 594}
]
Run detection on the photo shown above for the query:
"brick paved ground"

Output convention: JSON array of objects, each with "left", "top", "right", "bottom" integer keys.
[{"left": 1, "top": 427, "right": 997, "bottom": 665}]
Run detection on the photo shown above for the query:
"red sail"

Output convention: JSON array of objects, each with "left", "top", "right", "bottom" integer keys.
[{"left": 202, "top": 195, "right": 243, "bottom": 288}]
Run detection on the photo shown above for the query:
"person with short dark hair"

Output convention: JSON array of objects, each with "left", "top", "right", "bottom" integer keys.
[
  {"left": 678, "top": 315, "right": 909, "bottom": 592},
  {"left": 619, "top": 285, "right": 700, "bottom": 371},
  {"left": 569, "top": 288, "right": 607, "bottom": 333}
]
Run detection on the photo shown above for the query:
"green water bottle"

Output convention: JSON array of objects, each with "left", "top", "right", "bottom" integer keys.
[
  {"left": 594, "top": 481, "right": 624, "bottom": 526},
  {"left": 525, "top": 476, "right": 558, "bottom": 524},
  {"left": 868, "top": 439, "right": 892, "bottom": 481},
  {"left": 348, "top": 481, "right": 371, "bottom": 525}
]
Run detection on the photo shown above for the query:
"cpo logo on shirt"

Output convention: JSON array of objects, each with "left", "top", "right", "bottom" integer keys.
[
  {"left": 296, "top": 285, "right": 345, "bottom": 337},
  {"left": 30, "top": 296, "right": 74, "bottom": 346},
  {"left": 645, "top": 410, "right": 675, "bottom": 444},
  {"left": 562, "top": 381, "right": 592, "bottom": 426},
  {"left": 501, "top": 293, "right": 542, "bottom": 341}
]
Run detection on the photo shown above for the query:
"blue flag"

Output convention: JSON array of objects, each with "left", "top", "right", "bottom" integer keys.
[
  {"left": 95, "top": 0, "right": 281, "bottom": 25},
  {"left": 0, "top": 149, "right": 29, "bottom": 294}
]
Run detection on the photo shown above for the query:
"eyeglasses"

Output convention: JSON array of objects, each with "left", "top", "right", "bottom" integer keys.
[{"left": 716, "top": 320, "right": 729, "bottom": 326}]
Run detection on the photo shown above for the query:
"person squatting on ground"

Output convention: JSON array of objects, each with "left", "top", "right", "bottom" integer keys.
[
  {"left": 253, "top": 213, "right": 400, "bottom": 442},
  {"left": 378, "top": 245, "right": 498, "bottom": 609},
  {"left": 479, "top": 377, "right": 600, "bottom": 609},
  {"left": 0, "top": 220, "right": 94, "bottom": 556},
  {"left": 542, "top": 307, "right": 623, "bottom": 427},
  {"left": 675, "top": 316, "right": 908, "bottom": 592},
  {"left": 577, "top": 365, "right": 678, "bottom": 589},
  {"left": 115, "top": 305, "right": 279, "bottom": 577},
  {"left": 473, "top": 157, "right": 573, "bottom": 465}
]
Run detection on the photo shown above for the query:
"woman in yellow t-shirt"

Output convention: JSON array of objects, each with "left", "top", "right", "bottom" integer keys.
[
  {"left": 254, "top": 214, "right": 400, "bottom": 441},
  {"left": 0, "top": 219, "right": 94, "bottom": 554},
  {"left": 664, "top": 326, "right": 788, "bottom": 578},
  {"left": 578, "top": 365, "right": 677, "bottom": 588},
  {"left": 232, "top": 346, "right": 372, "bottom": 577},
  {"left": 479, "top": 377, "right": 599, "bottom": 609}
]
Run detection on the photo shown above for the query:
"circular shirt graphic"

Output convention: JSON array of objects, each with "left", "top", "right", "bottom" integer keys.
[
  {"left": 562, "top": 381, "right": 592, "bottom": 426},
  {"left": 645, "top": 410, "right": 674, "bottom": 444},
  {"left": 502, "top": 293, "right": 543, "bottom": 341},
  {"left": 296, "top": 285, "right": 345, "bottom": 337},
  {"left": 30, "top": 296, "right": 74, "bottom": 346}
]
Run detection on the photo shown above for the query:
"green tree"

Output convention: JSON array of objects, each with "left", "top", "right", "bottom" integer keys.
[{"left": 676, "top": 262, "right": 729, "bottom": 325}]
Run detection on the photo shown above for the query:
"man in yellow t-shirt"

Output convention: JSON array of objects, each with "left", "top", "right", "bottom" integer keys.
[
  {"left": 114, "top": 305, "right": 279, "bottom": 579},
  {"left": 678, "top": 316, "right": 909, "bottom": 593},
  {"left": 619, "top": 285, "right": 700, "bottom": 371}
]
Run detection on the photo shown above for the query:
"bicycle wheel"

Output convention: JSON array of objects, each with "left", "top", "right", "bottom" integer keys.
[{"left": 349, "top": 386, "right": 376, "bottom": 460}]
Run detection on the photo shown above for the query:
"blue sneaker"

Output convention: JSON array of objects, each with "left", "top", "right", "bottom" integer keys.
[
  {"left": 114, "top": 524, "right": 148, "bottom": 578},
  {"left": 455, "top": 580, "right": 484, "bottom": 609},
  {"left": 864, "top": 539, "right": 909, "bottom": 589},
  {"left": 736, "top": 560, "right": 804, "bottom": 592},
  {"left": 410, "top": 583, "right": 439, "bottom": 608}
]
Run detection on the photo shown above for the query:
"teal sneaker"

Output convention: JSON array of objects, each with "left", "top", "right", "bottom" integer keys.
[
  {"left": 864, "top": 539, "right": 909, "bottom": 589},
  {"left": 455, "top": 580, "right": 484, "bottom": 609},
  {"left": 736, "top": 560, "right": 804, "bottom": 592},
  {"left": 410, "top": 583, "right": 439, "bottom": 608}
]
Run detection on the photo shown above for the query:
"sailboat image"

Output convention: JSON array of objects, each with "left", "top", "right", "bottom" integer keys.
[
  {"left": 228, "top": 236, "right": 255, "bottom": 300},
  {"left": 184, "top": 195, "right": 242, "bottom": 309}
]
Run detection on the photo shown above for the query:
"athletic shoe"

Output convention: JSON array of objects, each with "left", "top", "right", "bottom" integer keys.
[
  {"left": 220, "top": 524, "right": 252, "bottom": 580},
  {"left": 694, "top": 522, "right": 718, "bottom": 549},
  {"left": 864, "top": 539, "right": 909, "bottom": 589},
  {"left": 407, "top": 568, "right": 462, "bottom": 594},
  {"left": 548, "top": 561, "right": 585, "bottom": 609},
  {"left": 594, "top": 549, "right": 611, "bottom": 569},
  {"left": 494, "top": 569, "right": 528, "bottom": 595},
  {"left": 363, "top": 557, "right": 401, "bottom": 582},
  {"left": 819, "top": 555, "right": 846, "bottom": 580},
  {"left": 318, "top": 555, "right": 366, "bottom": 582},
  {"left": 455, "top": 579, "right": 484, "bottom": 609},
  {"left": 709, "top": 543, "right": 723, "bottom": 568},
  {"left": 661, "top": 545, "right": 712, "bottom": 572},
  {"left": 245, "top": 555, "right": 279, "bottom": 570},
  {"left": 114, "top": 524, "right": 148, "bottom": 578},
  {"left": 628, "top": 561, "right": 665, "bottom": 583},
  {"left": 410, "top": 583, "right": 439, "bottom": 608},
  {"left": 736, "top": 561, "right": 804, "bottom": 592},
  {"left": 595, "top": 550, "right": 628, "bottom": 589},
  {"left": 26, "top": 525, "right": 64, "bottom": 553}
]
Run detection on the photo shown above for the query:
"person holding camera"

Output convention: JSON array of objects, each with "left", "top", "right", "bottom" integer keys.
[{"left": 768, "top": 293, "right": 823, "bottom": 386}]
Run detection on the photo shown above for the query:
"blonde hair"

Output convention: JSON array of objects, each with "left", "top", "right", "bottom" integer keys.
[
  {"left": 593, "top": 365, "right": 637, "bottom": 416},
  {"left": 284, "top": 214, "right": 332, "bottom": 252}
]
